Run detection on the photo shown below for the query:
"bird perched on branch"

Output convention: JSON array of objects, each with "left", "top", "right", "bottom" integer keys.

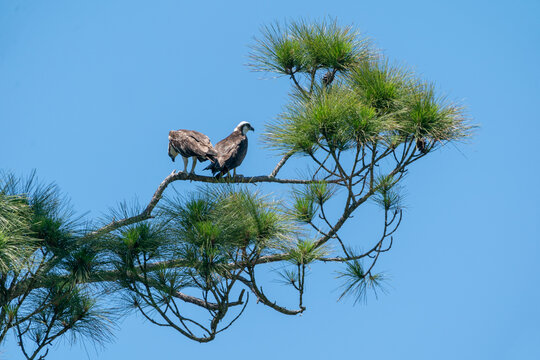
[
  {"left": 168, "top": 129, "right": 218, "bottom": 174},
  {"left": 204, "top": 121, "right": 255, "bottom": 177}
]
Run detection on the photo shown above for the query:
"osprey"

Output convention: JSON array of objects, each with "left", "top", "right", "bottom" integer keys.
[
  {"left": 204, "top": 121, "right": 255, "bottom": 177},
  {"left": 168, "top": 129, "right": 218, "bottom": 174}
]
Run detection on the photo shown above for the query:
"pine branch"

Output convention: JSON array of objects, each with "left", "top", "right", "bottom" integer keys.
[{"left": 84, "top": 169, "right": 342, "bottom": 240}]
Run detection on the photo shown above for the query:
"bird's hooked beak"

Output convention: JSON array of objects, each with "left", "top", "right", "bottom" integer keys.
[
  {"left": 249, "top": 125, "right": 255, "bottom": 132},
  {"left": 168, "top": 143, "right": 177, "bottom": 162}
]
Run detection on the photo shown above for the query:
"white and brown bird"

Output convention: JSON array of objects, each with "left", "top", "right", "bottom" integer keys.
[
  {"left": 168, "top": 129, "right": 218, "bottom": 174},
  {"left": 204, "top": 121, "right": 255, "bottom": 177}
]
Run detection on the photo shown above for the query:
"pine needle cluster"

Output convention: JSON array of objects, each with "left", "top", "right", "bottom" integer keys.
[{"left": 253, "top": 19, "right": 471, "bottom": 156}]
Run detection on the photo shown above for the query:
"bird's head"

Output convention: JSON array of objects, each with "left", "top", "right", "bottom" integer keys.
[
  {"left": 235, "top": 121, "right": 255, "bottom": 135},
  {"left": 168, "top": 143, "right": 177, "bottom": 162}
]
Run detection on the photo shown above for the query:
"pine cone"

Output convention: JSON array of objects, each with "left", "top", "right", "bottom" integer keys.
[
  {"left": 416, "top": 138, "right": 428, "bottom": 154},
  {"left": 322, "top": 71, "right": 335, "bottom": 86}
]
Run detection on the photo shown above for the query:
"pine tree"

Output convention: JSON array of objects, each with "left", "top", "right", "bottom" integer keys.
[{"left": 0, "top": 19, "right": 471, "bottom": 359}]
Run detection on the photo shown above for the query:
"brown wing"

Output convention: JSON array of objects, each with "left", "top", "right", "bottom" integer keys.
[
  {"left": 169, "top": 130, "right": 217, "bottom": 161},
  {"left": 215, "top": 130, "right": 248, "bottom": 171}
]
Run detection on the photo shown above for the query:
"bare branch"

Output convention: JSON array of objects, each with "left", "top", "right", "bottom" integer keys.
[
  {"left": 172, "top": 290, "right": 245, "bottom": 311},
  {"left": 270, "top": 151, "right": 294, "bottom": 177},
  {"left": 237, "top": 275, "right": 304, "bottom": 315},
  {"left": 84, "top": 170, "right": 340, "bottom": 240},
  {"left": 290, "top": 72, "right": 308, "bottom": 97}
]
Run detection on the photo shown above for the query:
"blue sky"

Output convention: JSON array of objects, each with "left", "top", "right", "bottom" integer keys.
[{"left": 1, "top": 0, "right": 539, "bottom": 359}]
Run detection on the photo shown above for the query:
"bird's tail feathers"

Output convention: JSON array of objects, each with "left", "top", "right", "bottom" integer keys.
[
  {"left": 203, "top": 162, "right": 214, "bottom": 171},
  {"left": 203, "top": 160, "right": 220, "bottom": 175}
]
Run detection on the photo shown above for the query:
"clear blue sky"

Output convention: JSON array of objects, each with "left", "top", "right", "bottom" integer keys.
[{"left": 1, "top": 0, "right": 539, "bottom": 359}]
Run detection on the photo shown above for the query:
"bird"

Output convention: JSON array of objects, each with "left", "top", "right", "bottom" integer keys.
[
  {"left": 168, "top": 129, "right": 218, "bottom": 174},
  {"left": 204, "top": 121, "right": 255, "bottom": 177}
]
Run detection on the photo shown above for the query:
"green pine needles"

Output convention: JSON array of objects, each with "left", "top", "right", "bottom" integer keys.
[
  {"left": 250, "top": 19, "right": 372, "bottom": 77},
  {"left": 260, "top": 53, "right": 469, "bottom": 156},
  {"left": 0, "top": 18, "right": 472, "bottom": 357}
]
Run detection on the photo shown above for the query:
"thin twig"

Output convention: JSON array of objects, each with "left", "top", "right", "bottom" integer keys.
[{"left": 270, "top": 151, "right": 294, "bottom": 177}]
